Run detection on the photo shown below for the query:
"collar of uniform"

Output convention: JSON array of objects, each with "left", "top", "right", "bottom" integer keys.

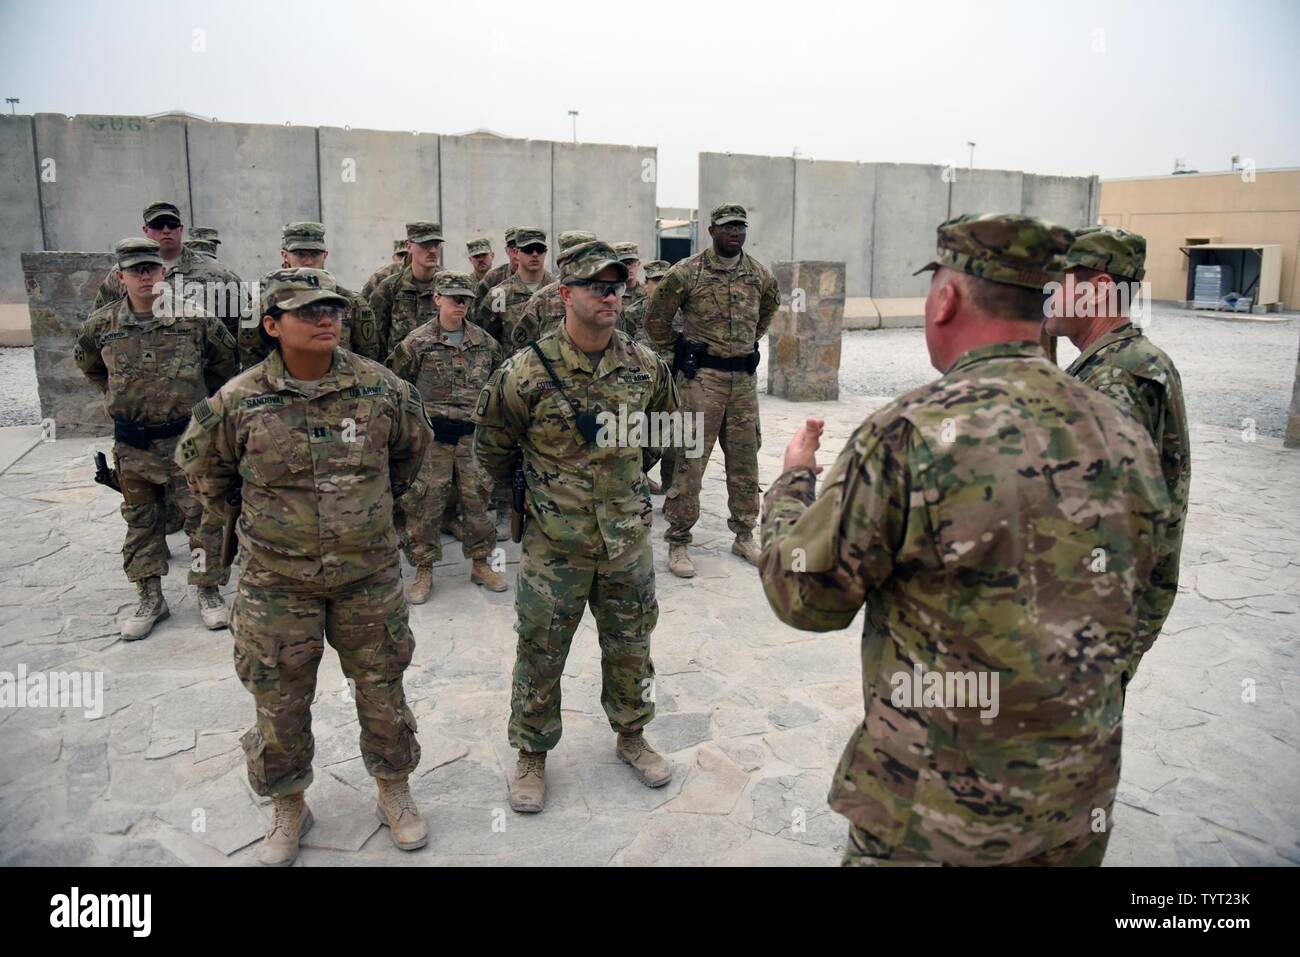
[
  {"left": 551, "top": 318, "right": 631, "bottom": 376},
  {"left": 263, "top": 347, "right": 356, "bottom": 395},
  {"left": 399, "top": 266, "right": 439, "bottom": 294},
  {"left": 510, "top": 269, "right": 555, "bottom": 291},
  {"left": 433, "top": 321, "right": 484, "bottom": 349},
  {"left": 116, "top": 296, "right": 175, "bottom": 328},
  {"left": 946, "top": 340, "right": 1047, "bottom": 375},
  {"left": 167, "top": 245, "right": 198, "bottom": 275},
  {"left": 703, "top": 248, "right": 747, "bottom": 274},
  {"left": 1071, "top": 322, "right": 1138, "bottom": 369}
]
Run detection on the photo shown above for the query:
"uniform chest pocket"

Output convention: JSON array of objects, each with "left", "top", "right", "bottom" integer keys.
[
  {"left": 103, "top": 334, "right": 140, "bottom": 383},
  {"left": 243, "top": 412, "right": 311, "bottom": 485},
  {"left": 159, "top": 328, "right": 202, "bottom": 380},
  {"left": 417, "top": 358, "right": 452, "bottom": 401}
]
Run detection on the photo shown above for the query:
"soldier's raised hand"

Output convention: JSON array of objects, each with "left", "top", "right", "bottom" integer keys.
[{"left": 783, "top": 418, "right": 825, "bottom": 475}]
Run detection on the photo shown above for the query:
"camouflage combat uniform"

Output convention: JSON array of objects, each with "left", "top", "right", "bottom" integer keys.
[
  {"left": 75, "top": 242, "right": 238, "bottom": 589},
  {"left": 471, "top": 228, "right": 518, "bottom": 314},
  {"left": 370, "top": 222, "right": 447, "bottom": 362},
  {"left": 388, "top": 272, "right": 502, "bottom": 566},
  {"left": 239, "top": 223, "right": 380, "bottom": 368},
  {"left": 509, "top": 230, "right": 598, "bottom": 351},
  {"left": 175, "top": 270, "right": 433, "bottom": 797},
  {"left": 95, "top": 203, "right": 245, "bottom": 339},
  {"left": 474, "top": 243, "right": 680, "bottom": 752},
  {"left": 472, "top": 227, "right": 554, "bottom": 346},
  {"left": 1061, "top": 228, "right": 1190, "bottom": 663},
  {"left": 361, "top": 243, "right": 407, "bottom": 302},
  {"left": 644, "top": 204, "right": 780, "bottom": 545},
  {"left": 759, "top": 215, "right": 1177, "bottom": 867}
]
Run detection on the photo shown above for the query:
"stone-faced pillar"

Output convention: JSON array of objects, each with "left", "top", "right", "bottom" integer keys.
[
  {"left": 767, "top": 260, "right": 845, "bottom": 402},
  {"left": 1286, "top": 327, "right": 1300, "bottom": 449},
  {"left": 22, "top": 251, "right": 116, "bottom": 437}
]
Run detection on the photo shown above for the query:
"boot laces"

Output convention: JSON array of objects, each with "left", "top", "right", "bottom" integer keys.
[
  {"left": 269, "top": 797, "right": 299, "bottom": 835},
  {"left": 519, "top": 752, "right": 546, "bottom": 778},
  {"left": 197, "top": 587, "right": 223, "bottom": 611},
  {"left": 384, "top": 780, "right": 418, "bottom": 817}
]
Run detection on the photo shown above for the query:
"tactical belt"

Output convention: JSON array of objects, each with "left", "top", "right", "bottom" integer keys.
[
  {"left": 696, "top": 348, "right": 760, "bottom": 374},
  {"left": 113, "top": 416, "right": 191, "bottom": 450},
  {"left": 430, "top": 416, "right": 476, "bottom": 445}
]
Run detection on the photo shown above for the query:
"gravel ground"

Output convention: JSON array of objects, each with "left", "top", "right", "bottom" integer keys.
[
  {"left": 2, "top": 304, "right": 1298, "bottom": 436},
  {"left": 0, "top": 347, "right": 38, "bottom": 427}
]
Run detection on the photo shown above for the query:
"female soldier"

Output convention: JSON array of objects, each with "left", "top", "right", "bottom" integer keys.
[{"left": 176, "top": 268, "right": 433, "bottom": 866}]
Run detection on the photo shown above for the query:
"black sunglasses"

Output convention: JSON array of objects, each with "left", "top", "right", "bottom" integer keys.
[
  {"left": 149, "top": 218, "right": 183, "bottom": 230},
  {"left": 519, "top": 244, "right": 547, "bottom": 255},
  {"left": 567, "top": 279, "right": 626, "bottom": 299}
]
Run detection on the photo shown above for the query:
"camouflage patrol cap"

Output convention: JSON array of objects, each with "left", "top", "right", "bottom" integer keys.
[
  {"left": 184, "top": 239, "right": 218, "bottom": 255},
  {"left": 1063, "top": 226, "right": 1146, "bottom": 281},
  {"left": 710, "top": 203, "right": 748, "bottom": 226},
  {"left": 142, "top": 201, "right": 182, "bottom": 226},
  {"left": 613, "top": 242, "right": 640, "bottom": 262},
  {"left": 260, "top": 268, "right": 348, "bottom": 314},
  {"left": 406, "top": 221, "right": 444, "bottom": 243},
  {"left": 191, "top": 226, "right": 220, "bottom": 244},
  {"left": 393, "top": 239, "right": 406, "bottom": 253},
  {"left": 514, "top": 227, "right": 547, "bottom": 250},
  {"left": 282, "top": 221, "right": 328, "bottom": 252},
  {"left": 643, "top": 259, "right": 671, "bottom": 279},
  {"left": 914, "top": 213, "right": 1074, "bottom": 290},
  {"left": 466, "top": 237, "right": 492, "bottom": 256},
  {"left": 558, "top": 230, "right": 597, "bottom": 251},
  {"left": 504, "top": 226, "right": 519, "bottom": 246},
  {"left": 115, "top": 237, "right": 164, "bottom": 268},
  {"left": 561, "top": 241, "right": 628, "bottom": 283},
  {"left": 434, "top": 271, "right": 477, "bottom": 297}
]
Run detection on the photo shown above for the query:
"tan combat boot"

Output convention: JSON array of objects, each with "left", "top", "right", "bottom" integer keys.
[
  {"left": 258, "top": 793, "right": 313, "bottom": 867},
  {"left": 375, "top": 776, "right": 428, "bottom": 851},
  {"left": 408, "top": 564, "right": 434, "bottom": 605},
  {"left": 196, "top": 585, "right": 229, "bottom": 630},
  {"left": 121, "top": 577, "right": 169, "bottom": 640},
  {"left": 471, "top": 560, "right": 508, "bottom": 592},
  {"left": 731, "top": 533, "right": 761, "bottom": 566},
  {"left": 508, "top": 750, "right": 547, "bottom": 813},
  {"left": 616, "top": 731, "right": 673, "bottom": 788},
  {"left": 667, "top": 544, "right": 696, "bottom": 579}
]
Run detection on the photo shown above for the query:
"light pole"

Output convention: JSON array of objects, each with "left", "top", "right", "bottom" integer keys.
[
  {"left": 5, "top": 98, "right": 18, "bottom": 115},
  {"left": 966, "top": 141, "right": 976, "bottom": 169},
  {"left": 568, "top": 110, "right": 578, "bottom": 143}
]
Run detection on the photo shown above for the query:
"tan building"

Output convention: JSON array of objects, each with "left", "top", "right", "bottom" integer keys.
[{"left": 1100, "top": 168, "right": 1300, "bottom": 309}]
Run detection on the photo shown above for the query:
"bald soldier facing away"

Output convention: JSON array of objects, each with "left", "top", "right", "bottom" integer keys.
[
  {"left": 1045, "top": 226, "right": 1189, "bottom": 670},
  {"left": 759, "top": 214, "right": 1176, "bottom": 867}
]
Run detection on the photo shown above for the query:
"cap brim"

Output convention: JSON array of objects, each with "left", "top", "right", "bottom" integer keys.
[
  {"left": 408, "top": 235, "right": 443, "bottom": 244},
  {"left": 144, "top": 212, "right": 181, "bottom": 225},
  {"left": 283, "top": 241, "right": 328, "bottom": 252},
  {"left": 912, "top": 261, "right": 940, "bottom": 277},
  {"left": 437, "top": 287, "right": 476, "bottom": 298},
  {"left": 118, "top": 255, "right": 164, "bottom": 268},
  {"left": 568, "top": 259, "right": 628, "bottom": 282},
  {"left": 277, "top": 289, "right": 349, "bottom": 311},
  {"left": 713, "top": 217, "right": 747, "bottom": 226}
]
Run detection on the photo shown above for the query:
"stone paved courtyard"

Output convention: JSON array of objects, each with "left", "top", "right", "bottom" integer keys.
[{"left": 1, "top": 321, "right": 1299, "bottom": 867}]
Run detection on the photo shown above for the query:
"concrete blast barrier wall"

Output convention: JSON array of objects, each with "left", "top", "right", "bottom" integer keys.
[
  {"left": 0, "top": 117, "right": 44, "bottom": 301},
  {"left": 870, "top": 163, "right": 951, "bottom": 299},
  {"left": 553, "top": 142, "right": 658, "bottom": 266},
  {"left": 318, "top": 127, "right": 440, "bottom": 291},
  {"left": 949, "top": 168, "right": 1024, "bottom": 221},
  {"left": 439, "top": 135, "right": 553, "bottom": 276},
  {"left": 23, "top": 251, "right": 116, "bottom": 437},
  {"left": 32, "top": 113, "right": 191, "bottom": 256},
  {"left": 697, "top": 152, "right": 794, "bottom": 269},
  {"left": 792, "top": 159, "right": 875, "bottom": 298},
  {"left": 186, "top": 121, "right": 320, "bottom": 284},
  {"left": 1022, "top": 173, "right": 1094, "bottom": 228}
]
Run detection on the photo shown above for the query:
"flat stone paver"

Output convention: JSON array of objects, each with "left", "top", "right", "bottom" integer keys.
[{"left": 1, "top": 327, "right": 1298, "bottom": 866}]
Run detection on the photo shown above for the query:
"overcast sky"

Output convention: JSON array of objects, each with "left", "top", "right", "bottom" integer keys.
[{"left": 2, "top": 0, "right": 1297, "bottom": 208}]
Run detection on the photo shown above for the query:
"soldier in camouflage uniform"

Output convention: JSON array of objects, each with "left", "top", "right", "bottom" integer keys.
[
  {"left": 1046, "top": 226, "right": 1189, "bottom": 670},
  {"left": 388, "top": 272, "right": 507, "bottom": 602},
  {"left": 471, "top": 226, "right": 520, "bottom": 313},
  {"left": 370, "top": 221, "right": 445, "bottom": 361},
  {"left": 642, "top": 259, "right": 676, "bottom": 493},
  {"left": 361, "top": 240, "right": 409, "bottom": 301},
  {"left": 759, "top": 214, "right": 1176, "bottom": 867},
  {"left": 644, "top": 202, "right": 780, "bottom": 577},
  {"left": 176, "top": 268, "right": 433, "bottom": 866},
  {"left": 474, "top": 241, "right": 680, "bottom": 813},
  {"left": 613, "top": 241, "right": 649, "bottom": 342},
  {"left": 472, "top": 227, "right": 555, "bottom": 345},
  {"left": 509, "top": 230, "right": 598, "bottom": 351},
  {"left": 95, "top": 202, "right": 245, "bottom": 339},
  {"left": 239, "top": 222, "right": 381, "bottom": 368},
  {"left": 76, "top": 238, "right": 239, "bottom": 639},
  {"left": 467, "top": 236, "right": 495, "bottom": 284}
]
